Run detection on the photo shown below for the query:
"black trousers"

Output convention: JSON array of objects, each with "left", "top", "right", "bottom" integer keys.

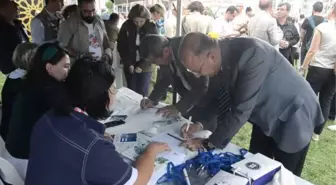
[
  {"left": 306, "top": 66, "right": 336, "bottom": 134},
  {"left": 329, "top": 95, "right": 335, "bottom": 120},
  {"left": 249, "top": 125, "right": 310, "bottom": 177},
  {"left": 300, "top": 47, "right": 308, "bottom": 65}
]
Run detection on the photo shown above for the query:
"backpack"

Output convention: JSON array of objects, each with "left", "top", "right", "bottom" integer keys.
[{"left": 306, "top": 16, "right": 327, "bottom": 49}]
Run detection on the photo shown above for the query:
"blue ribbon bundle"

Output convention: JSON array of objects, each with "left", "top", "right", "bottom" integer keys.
[{"left": 158, "top": 149, "right": 248, "bottom": 185}]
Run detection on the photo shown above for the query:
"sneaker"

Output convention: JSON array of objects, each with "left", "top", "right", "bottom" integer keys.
[
  {"left": 327, "top": 125, "right": 336, "bottom": 132},
  {"left": 312, "top": 134, "right": 320, "bottom": 141}
]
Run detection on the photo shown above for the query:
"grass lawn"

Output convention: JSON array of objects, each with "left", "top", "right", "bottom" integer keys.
[
  {"left": 1, "top": 73, "right": 335, "bottom": 185},
  {"left": 0, "top": 73, "right": 5, "bottom": 96}
]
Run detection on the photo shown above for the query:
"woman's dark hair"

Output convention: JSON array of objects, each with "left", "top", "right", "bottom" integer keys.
[
  {"left": 62, "top": 4, "right": 78, "bottom": 19},
  {"left": 65, "top": 57, "right": 115, "bottom": 120},
  {"left": 109, "top": 13, "right": 119, "bottom": 23},
  {"left": 300, "top": 14, "right": 305, "bottom": 19},
  {"left": 187, "top": 1, "right": 204, "bottom": 13},
  {"left": 128, "top": 4, "right": 151, "bottom": 20},
  {"left": 26, "top": 42, "right": 67, "bottom": 86}
]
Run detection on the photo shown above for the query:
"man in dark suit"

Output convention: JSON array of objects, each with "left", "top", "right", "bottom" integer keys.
[
  {"left": 139, "top": 34, "right": 216, "bottom": 124},
  {"left": 179, "top": 32, "right": 324, "bottom": 176}
]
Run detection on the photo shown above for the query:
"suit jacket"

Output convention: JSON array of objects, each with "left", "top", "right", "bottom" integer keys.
[
  {"left": 207, "top": 37, "right": 324, "bottom": 153},
  {"left": 248, "top": 11, "right": 281, "bottom": 47},
  {"left": 148, "top": 37, "right": 209, "bottom": 114},
  {"left": 0, "top": 17, "right": 28, "bottom": 74}
]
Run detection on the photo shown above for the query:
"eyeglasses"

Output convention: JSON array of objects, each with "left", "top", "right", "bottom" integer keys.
[{"left": 186, "top": 53, "right": 208, "bottom": 77}]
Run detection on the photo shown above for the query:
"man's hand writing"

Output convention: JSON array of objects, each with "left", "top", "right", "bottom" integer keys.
[{"left": 180, "top": 122, "right": 202, "bottom": 139}]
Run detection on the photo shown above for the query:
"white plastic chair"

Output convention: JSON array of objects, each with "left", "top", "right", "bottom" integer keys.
[
  {"left": 0, "top": 137, "right": 27, "bottom": 181},
  {"left": 0, "top": 136, "right": 5, "bottom": 158},
  {"left": 0, "top": 157, "right": 24, "bottom": 185}
]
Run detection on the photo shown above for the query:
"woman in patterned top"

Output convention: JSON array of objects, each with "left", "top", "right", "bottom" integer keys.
[{"left": 150, "top": 4, "right": 166, "bottom": 35}]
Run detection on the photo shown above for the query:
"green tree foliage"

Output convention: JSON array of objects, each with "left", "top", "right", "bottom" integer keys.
[{"left": 105, "top": 0, "right": 114, "bottom": 14}]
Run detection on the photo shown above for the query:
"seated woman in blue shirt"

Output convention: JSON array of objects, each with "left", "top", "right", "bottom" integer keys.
[{"left": 25, "top": 57, "right": 170, "bottom": 185}]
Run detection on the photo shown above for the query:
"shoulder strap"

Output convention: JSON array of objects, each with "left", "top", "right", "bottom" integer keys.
[
  {"left": 308, "top": 16, "right": 316, "bottom": 29},
  {"left": 181, "top": 16, "right": 187, "bottom": 35}
]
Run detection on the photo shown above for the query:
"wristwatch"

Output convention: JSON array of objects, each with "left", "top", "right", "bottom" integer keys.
[{"left": 202, "top": 139, "right": 216, "bottom": 151}]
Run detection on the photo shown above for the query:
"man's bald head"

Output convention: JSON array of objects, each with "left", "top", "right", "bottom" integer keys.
[
  {"left": 259, "top": 0, "right": 273, "bottom": 10},
  {"left": 178, "top": 32, "right": 221, "bottom": 77},
  {"left": 179, "top": 32, "right": 216, "bottom": 60}
]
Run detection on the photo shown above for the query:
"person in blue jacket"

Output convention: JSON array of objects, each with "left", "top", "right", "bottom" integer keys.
[{"left": 25, "top": 57, "right": 170, "bottom": 185}]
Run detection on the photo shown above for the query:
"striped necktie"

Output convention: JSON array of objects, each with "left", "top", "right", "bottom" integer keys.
[{"left": 217, "top": 71, "right": 231, "bottom": 122}]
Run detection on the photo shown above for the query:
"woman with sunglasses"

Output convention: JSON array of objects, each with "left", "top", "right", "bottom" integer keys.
[
  {"left": 25, "top": 58, "right": 170, "bottom": 185},
  {"left": 5, "top": 42, "right": 71, "bottom": 164}
]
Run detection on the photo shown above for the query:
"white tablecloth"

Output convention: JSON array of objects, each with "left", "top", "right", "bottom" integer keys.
[{"left": 107, "top": 87, "right": 313, "bottom": 185}]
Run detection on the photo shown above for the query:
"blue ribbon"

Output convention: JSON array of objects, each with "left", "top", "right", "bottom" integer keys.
[{"left": 157, "top": 148, "right": 248, "bottom": 185}]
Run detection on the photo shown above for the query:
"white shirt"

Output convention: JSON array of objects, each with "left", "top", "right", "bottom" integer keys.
[
  {"left": 164, "top": 15, "right": 177, "bottom": 38},
  {"left": 85, "top": 23, "right": 102, "bottom": 59},
  {"left": 232, "top": 13, "right": 249, "bottom": 31},
  {"left": 311, "top": 21, "right": 336, "bottom": 69},
  {"left": 136, "top": 32, "right": 140, "bottom": 62},
  {"left": 124, "top": 167, "right": 138, "bottom": 185},
  {"left": 212, "top": 17, "right": 234, "bottom": 37}
]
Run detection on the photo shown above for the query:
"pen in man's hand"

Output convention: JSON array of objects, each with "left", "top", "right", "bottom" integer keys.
[{"left": 186, "top": 116, "right": 192, "bottom": 132}]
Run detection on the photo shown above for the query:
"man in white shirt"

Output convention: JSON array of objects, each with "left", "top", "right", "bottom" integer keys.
[
  {"left": 164, "top": 8, "right": 177, "bottom": 38},
  {"left": 213, "top": 6, "right": 239, "bottom": 38}
]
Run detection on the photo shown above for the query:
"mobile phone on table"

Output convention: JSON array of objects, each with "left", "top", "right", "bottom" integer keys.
[
  {"left": 104, "top": 115, "right": 128, "bottom": 128},
  {"left": 105, "top": 120, "right": 125, "bottom": 128},
  {"left": 111, "top": 115, "right": 127, "bottom": 121}
]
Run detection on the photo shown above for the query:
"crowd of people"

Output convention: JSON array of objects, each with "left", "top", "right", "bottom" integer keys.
[{"left": 0, "top": 0, "right": 335, "bottom": 184}]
